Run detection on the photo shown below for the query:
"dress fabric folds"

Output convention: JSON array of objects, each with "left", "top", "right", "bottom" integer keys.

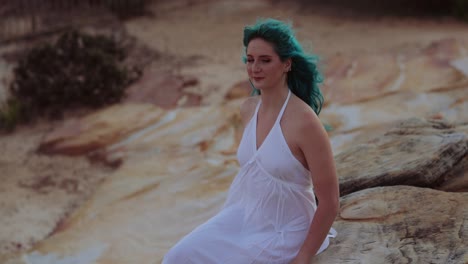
[{"left": 163, "top": 90, "right": 336, "bottom": 264}]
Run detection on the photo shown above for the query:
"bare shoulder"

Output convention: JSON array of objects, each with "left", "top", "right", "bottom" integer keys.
[
  {"left": 288, "top": 95, "right": 327, "bottom": 138},
  {"left": 240, "top": 96, "right": 260, "bottom": 126}
]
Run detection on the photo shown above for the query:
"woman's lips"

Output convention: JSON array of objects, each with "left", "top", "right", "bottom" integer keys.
[{"left": 253, "top": 77, "right": 264, "bottom": 82}]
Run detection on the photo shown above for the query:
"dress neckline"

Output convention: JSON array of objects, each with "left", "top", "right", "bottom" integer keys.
[{"left": 253, "top": 90, "right": 291, "bottom": 153}]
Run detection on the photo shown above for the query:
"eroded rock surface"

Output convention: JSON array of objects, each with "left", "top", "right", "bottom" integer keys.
[
  {"left": 2, "top": 102, "right": 243, "bottom": 264},
  {"left": 321, "top": 39, "right": 468, "bottom": 105},
  {"left": 0, "top": 125, "right": 110, "bottom": 259},
  {"left": 314, "top": 186, "right": 468, "bottom": 264},
  {"left": 38, "top": 104, "right": 166, "bottom": 156},
  {"left": 124, "top": 67, "right": 201, "bottom": 108},
  {"left": 337, "top": 118, "right": 468, "bottom": 196}
]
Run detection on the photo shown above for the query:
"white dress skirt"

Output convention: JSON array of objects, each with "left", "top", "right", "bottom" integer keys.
[{"left": 162, "top": 90, "right": 336, "bottom": 264}]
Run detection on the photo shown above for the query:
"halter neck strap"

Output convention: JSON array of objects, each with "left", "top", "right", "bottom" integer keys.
[
  {"left": 254, "top": 89, "right": 291, "bottom": 123},
  {"left": 275, "top": 89, "right": 291, "bottom": 124}
]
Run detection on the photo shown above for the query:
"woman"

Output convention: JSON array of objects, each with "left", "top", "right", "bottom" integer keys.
[{"left": 163, "top": 18, "right": 339, "bottom": 264}]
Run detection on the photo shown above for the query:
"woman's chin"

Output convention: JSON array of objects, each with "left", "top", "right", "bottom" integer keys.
[{"left": 252, "top": 82, "right": 265, "bottom": 90}]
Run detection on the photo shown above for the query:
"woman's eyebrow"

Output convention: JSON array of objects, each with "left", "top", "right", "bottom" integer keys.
[{"left": 246, "top": 54, "right": 273, "bottom": 58}]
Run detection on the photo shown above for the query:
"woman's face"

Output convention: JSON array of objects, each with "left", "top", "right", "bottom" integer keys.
[{"left": 246, "top": 38, "right": 290, "bottom": 91}]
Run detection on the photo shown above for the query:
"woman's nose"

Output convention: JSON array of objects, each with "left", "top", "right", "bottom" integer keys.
[{"left": 252, "top": 62, "right": 261, "bottom": 72}]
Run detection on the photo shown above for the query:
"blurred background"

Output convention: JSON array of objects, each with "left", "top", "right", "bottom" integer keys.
[{"left": 0, "top": 1, "right": 467, "bottom": 263}]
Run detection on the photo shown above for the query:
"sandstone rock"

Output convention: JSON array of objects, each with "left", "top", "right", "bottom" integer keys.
[
  {"left": 438, "top": 155, "right": 468, "bottom": 192},
  {"left": 321, "top": 39, "right": 467, "bottom": 105},
  {"left": 0, "top": 125, "right": 109, "bottom": 260},
  {"left": 314, "top": 186, "right": 468, "bottom": 264},
  {"left": 38, "top": 104, "right": 165, "bottom": 156},
  {"left": 438, "top": 123, "right": 468, "bottom": 192},
  {"left": 400, "top": 38, "right": 467, "bottom": 92},
  {"left": 124, "top": 67, "right": 201, "bottom": 108},
  {"left": 224, "top": 80, "right": 253, "bottom": 100},
  {"left": 436, "top": 90, "right": 468, "bottom": 123},
  {"left": 337, "top": 118, "right": 468, "bottom": 196},
  {"left": 38, "top": 97, "right": 242, "bottom": 159},
  {"left": 104, "top": 100, "right": 242, "bottom": 162},
  {"left": 178, "top": 63, "right": 248, "bottom": 105},
  {"left": 0, "top": 101, "right": 240, "bottom": 264},
  {"left": 324, "top": 83, "right": 468, "bottom": 155},
  {"left": 320, "top": 84, "right": 467, "bottom": 135},
  {"left": 322, "top": 53, "right": 400, "bottom": 104},
  {"left": 451, "top": 57, "right": 468, "bottom": 77}
]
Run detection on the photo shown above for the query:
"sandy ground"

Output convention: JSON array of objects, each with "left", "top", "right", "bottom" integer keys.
[{"left": 1, "top": 0, "right": 468, "bottom": 258}]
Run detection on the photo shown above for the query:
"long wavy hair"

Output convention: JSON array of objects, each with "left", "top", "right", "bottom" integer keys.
[{"left": 243, "top": 18, "right": 324, "bottom": 115}]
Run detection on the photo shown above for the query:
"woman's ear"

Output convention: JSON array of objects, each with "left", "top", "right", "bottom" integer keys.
[{"left": 284, "top": 58, "right": 292, "bottom": 72}]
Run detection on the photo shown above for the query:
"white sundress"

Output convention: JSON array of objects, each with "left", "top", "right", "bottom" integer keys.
[{"left": 162, "top": 90, "right": 337, "bottom": 264}]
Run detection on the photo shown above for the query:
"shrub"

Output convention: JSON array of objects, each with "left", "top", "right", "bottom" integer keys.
[
  {"left": 453, "top": 0, "right": 468, "bottom": 20},
  {"left": 101, "top": 0, "right": 152, "bottom": 19},
  {"left": 0, "top": 98, "right": 22, "bottom": 132},
  {"left": 9, "top": 30, "right": 130, "bottom": 123}
]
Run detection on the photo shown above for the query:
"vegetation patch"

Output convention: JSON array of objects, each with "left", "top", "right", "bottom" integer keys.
[
  {"left": 0, "top": 30, "right": 135, "bottom": 131},
  {"left": 454, "top": 0, "right": 468, "bottom": 21}
]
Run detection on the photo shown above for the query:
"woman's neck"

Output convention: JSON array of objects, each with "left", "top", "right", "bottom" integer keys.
[{"left": 259, "top": 83, "right": 289, "bottom": 112}]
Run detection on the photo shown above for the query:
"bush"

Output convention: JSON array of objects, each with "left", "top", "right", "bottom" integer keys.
[
  {"left": 101, "top": 0, "right": 152, "bottom": 18},
  {"left": 0, "top": 98, "right": 22, "bottom": 132},
  {"left": 453, "top": 0, "right": 468, "bottom": 20},
  {"left": 9, "top": 30, "right": 130, "bottom": 123}
]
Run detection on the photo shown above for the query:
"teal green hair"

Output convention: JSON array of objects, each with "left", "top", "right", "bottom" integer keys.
[{"left": 243, "top": 18, "right": 324, "bottom": 115}]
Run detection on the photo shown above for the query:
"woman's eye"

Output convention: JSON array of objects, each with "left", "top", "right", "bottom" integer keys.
[{"left": 246, "top": 58, "right": 270, "bottom": 63}]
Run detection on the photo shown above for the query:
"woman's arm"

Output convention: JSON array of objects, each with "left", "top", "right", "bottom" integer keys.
[{"left": 291, "top": 110, "right": 340, "bottom": 263}]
